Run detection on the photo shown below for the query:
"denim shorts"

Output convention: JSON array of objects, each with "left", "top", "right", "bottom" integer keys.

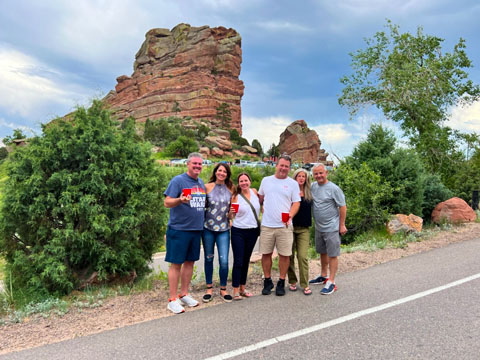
[{"left": 165, "top": 227, "right": 202, "bottom": 264}]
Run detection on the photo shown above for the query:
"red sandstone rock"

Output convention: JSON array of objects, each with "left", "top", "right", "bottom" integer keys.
[
  {"left": 211, "top": 147, "right": 224, "bottom": 157},
  {"left": 242, "top": 145, "right": 257, "bottom": 154},
  {"left": 387, "top": 214, "right": 423, "bottom": 235},
  {"left": 278, "top": 120, "right": 329, "bottom": 164},
  {"left": 233, "top": 150, "right": 246, "bottom": 157},
  {"left": 104, "top": 24, "right": 244, "bottom": 133},
  {"left": 199, "top": 147, "right": 210, "bottom": 156},
  {"left": 205, "top": 136, "right": 232, "bottom": 150},
  {"left": 432, "top": 197, "right": 477, "bottom": 224}
]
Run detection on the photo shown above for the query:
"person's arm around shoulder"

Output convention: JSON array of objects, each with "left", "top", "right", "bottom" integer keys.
[
  {"left": 257, "top": 183, "right": 265, "bottom": 205},
  {"left": 289, "top": 201, "right": 300, "bottom": 221}
]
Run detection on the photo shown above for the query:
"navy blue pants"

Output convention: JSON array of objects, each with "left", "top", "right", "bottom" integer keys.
[{"left": 231, "top": 226, "right": 260, "bottom": 288}]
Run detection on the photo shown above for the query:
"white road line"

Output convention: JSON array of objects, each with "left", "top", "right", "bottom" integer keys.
[{"left": 205, "top": 272, "right": 480, "bottom": 360}]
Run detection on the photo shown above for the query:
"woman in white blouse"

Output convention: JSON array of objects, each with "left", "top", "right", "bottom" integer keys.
[{"left": 230, "top": 172, "right": 261, "bottom": 300}]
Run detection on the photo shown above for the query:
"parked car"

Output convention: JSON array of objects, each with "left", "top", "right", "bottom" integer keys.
[
  {"left": 234, "top": 159, "right": 250, "bottom": 167},
  {"left": 248, "top": 161, "right": 266, "bottom": 168},
  {"left": 203, "top": 159, "right": 212, "bottom": 165},
  {"left": 171, "top": 158, "right": 188, "bottom": 165}
]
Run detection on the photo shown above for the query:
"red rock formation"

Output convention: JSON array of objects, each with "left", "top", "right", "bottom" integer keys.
[
  {"left": 432, "top": 197, "right": 477, "bottom": 224},
  {"left": 104, "top": 24, "right": 244, "bottom": 133},
  {"left": 278, "top": 120, "right": 331, "bottom": 164}
]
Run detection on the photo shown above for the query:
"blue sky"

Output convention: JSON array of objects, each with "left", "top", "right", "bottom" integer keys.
[{"left": 1, "top": 0, "right": 480, "bottom": 159}]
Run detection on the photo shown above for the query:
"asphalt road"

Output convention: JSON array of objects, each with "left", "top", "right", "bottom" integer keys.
[{"left": 2, "top": 237, "right": 480, "bottom": 360}]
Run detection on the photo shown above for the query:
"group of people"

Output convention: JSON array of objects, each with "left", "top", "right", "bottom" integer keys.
[{"left": 163, "top": 152, "right": 347, "bottom": 314}]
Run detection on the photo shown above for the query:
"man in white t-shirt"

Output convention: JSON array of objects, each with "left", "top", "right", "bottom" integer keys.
[{"left": 258, "top": 154, "right": 300, "bottom": 296}]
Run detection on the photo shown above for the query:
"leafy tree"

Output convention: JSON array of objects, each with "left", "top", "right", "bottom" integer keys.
[
  {"left": 0, "top": 147, "right": 8, "bottom": 161},
  {"left": 329, "top": 163, "right": 392, "bottom": 243},
  {"left": 448, "top": 149, "right": 480, "bottom": 203},
  {"left": 196, "top": 123, "right": 210, "bottom": 139},
  {"left": 339, "top": 20, "right": 480, "bottom": 172},
  {"left": 216, "top": 102, "right": 232, "bottom": 128},
  {"left": 266, "top": 143, "right": 279, "bottom": 158},
  {"left": 229, "top": 129, "right": 249, "bottom": 147},
  {"left": 0, "top": 101, "right": 165, "bottom": 302},
  {"left": 165, "top": 135, "right": 199, "bottom": 157},
  {"left": 251, "top": 139, "right": 263, "bottom": 156},
  {"left": 143, "top": 117, "right": 184, "bottom": 147},
  {"left": 346, "top": 124, "right": 426, "bottom": 215},
  {"left": 172, "top": 101, "right": 181, "bottom": 114},
  {"left": 3, "top": 129, "right": 27, "bottom": 146}
]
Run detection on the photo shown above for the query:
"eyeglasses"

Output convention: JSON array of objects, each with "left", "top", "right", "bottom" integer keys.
[{"left": 279, "top": 153, "right": 291, "bottom": 161}]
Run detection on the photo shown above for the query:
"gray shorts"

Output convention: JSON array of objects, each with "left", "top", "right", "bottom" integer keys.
[{"left": 315, "top": 230, "right": 341, "bottom": 257}]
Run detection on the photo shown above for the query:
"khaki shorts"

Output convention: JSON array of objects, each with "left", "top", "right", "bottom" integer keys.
[{"left": 259, "top": 225, "right": 294, "bottom": 256}]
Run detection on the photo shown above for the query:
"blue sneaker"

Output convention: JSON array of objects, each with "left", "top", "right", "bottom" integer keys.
[
  {"left": 309, "top": 275, "right": 328, "bottom": 285},
  {"left": 320, "top": 281, "right": 337, "bottom": 295}
]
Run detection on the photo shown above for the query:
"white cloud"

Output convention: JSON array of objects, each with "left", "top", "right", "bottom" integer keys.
[
  {"left": 311, "top": 123, "right": 353, "bottom": 159},
  {"left": 448, "top": 101, "right": 480, "bottom": 133},
  {"left": 241, "top": 115, "right": 293, "bottom": 151},
  {"left": 0, "top": 47, "right": 91, "bottom": 118},
  {"left": 0, "top": 118, "right": 34, "bottom": 135},
  {"left": 255, "top": 20, "right": 312, "bottom": 33}
]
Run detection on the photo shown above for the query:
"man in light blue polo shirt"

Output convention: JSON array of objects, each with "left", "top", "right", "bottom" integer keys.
[
  {"left": 309, "top": 164, "right": 347, "bottom": 295},
  {"left": 164, "top": 152, "right": 206, "bottom": 313}
]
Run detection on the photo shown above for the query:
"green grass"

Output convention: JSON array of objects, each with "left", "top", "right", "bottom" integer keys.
[{"left": 341, "top": 226, "right": 432, "bottom": 253}]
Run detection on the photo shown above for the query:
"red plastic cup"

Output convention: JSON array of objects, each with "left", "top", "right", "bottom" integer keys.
[
  {"left": 182, "top": 188, "right": 191, "bottom": 197},
  {"left": 281, "top": 212, "right": 290, "bottom": 223},
  {"left": 232, "top": 203, "right": 239, "bottom": 213}
]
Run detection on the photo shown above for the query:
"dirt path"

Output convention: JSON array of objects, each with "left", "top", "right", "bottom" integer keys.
[{"left": 1, "top": 222, "right": 479, "bottom": 355}]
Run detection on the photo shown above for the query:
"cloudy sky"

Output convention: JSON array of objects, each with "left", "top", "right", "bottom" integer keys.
[{"left": 1, "top": 0, "right": 480, "bottom": 159}]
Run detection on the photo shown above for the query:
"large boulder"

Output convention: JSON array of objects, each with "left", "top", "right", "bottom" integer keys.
[
  {"left": 432, "top": 197, "right": 477, "bottom": 224},
  {"left": 104, "top": 24, "right": 244, "bottom": 134},
  {"left": 387, "top": 214, "right": 423, "bottom": 235},
  {"left": 278, "top": 120, "right": 331, "bottom": 164},
  {"left": 199, "top": 147, "right": 210, "bottom": 156},
  {"left": 205, "top": 136, "right": 232, "bottom": 150},
  {"left": 211, "top": 147, "right": 224, "bottom": 157},
  {"left": 242, "top": 145, "right": 257, "bottom": 154}
]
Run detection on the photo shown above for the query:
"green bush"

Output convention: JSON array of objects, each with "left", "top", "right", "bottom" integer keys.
[
  {"left": 165, "top": 136, "right": 199, "bottom": 157},
  {"left": 421, "top": 173, "right": 454, "bottom": 220},
  {"left": 329, "top": 163, "right": 392, "bottom": 243},
  {"left": 346, "top": 124, "right": 426, "bottom": 216},
  {"left": 447, "top": 150, "right": 480, "bottom": 203},
  {"left": 0, "top": 101, "right": 165, "bottom": 304},
  {"left": 0, "top": 147, "right": 8, "bottom": 161}
]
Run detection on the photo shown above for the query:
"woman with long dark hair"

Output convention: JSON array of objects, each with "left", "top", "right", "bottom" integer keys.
[
  {"left": 202, "top": 163, "right": 234, "bottom": 303},
  {"left": 230, "top": 172, "right": 261, "bottom": 300}
]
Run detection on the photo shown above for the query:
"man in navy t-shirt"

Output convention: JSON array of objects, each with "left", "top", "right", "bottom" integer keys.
[{"left": 164, "top": 152, "right": 206, "bottom": 314}]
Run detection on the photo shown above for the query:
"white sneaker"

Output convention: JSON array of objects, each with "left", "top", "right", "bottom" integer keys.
[
  {"left": 167, "top": 299, "right": 185, "bottom": 314},
  {"left": 179, "top": 294, "right": 199, "bottom": 307}
]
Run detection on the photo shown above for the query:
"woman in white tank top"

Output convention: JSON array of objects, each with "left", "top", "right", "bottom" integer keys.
[{"left": 230, "top": 172, "right": 261, "bottom": 300}]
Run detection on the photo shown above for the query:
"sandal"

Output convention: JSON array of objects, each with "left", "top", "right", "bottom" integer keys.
[
  {"left": 220, "top": 287, "right": 233, "bottom": 303},
  {"left": 240, "top": 291, "right": 253, "bottom": 298},
  {"left": 303, "top": 287, "right": 312, "bottom": 296},
  {"left": 289, "top": 284, "right": 297, "bottom": 292},
  {"left": 202, "top": 285, "right": 214, "bottom": 303},
  {"left": 233, "top": 293, "right": 243, "bottom": 301}
]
